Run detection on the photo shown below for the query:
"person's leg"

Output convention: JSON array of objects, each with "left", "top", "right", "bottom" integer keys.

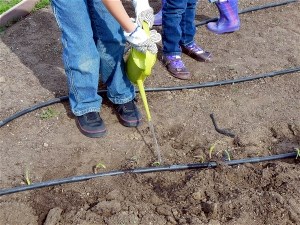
[
  {"left": 206, "top": 0, "right": 240, "bottom": 34},
  {"left": 88, "top": 0, "right": 142, "bottom": 127},
  {"left": 51, "top": 0, "right": 106, "bottom": 137},
  {"left": 180, "top": 0, "right": 212, "bottom": 62},
  {"left": 154, "top": 0, "right": 166, "bottom": 26},
  {"left": 162, "top": 0, "right": 190, "bottom": 80},
  {"left": 51, "top": 0, "right": 101, "bottom": 116},
  {"left": 162, "top": 0, "right": 186, "bottom": 56}
]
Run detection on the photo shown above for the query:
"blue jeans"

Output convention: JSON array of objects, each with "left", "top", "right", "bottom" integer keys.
[
  {"left": 162, "top": 0, "right": 198, "bottom": 56},
  {"left": 51, "top": 0, "right": 135, "bottom": 116}
]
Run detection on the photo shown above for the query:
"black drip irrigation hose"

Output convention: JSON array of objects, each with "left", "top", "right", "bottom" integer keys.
[
  {"left": 1, "top": 66, "right": 300, "bottom": 128},
  {"left": 196, "top": 0, "right": 298, "bottom": 27},
  {"left": 0, "top": 151, "right": 297, "bottom": 196}
]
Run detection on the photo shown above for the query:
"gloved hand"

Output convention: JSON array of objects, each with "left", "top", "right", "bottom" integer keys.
[
  {"left": 132, "top": 0, "right": 154, "bottom": 28},
  {"left": 124, "top": 24, "right": 161, "bottom": 54}
]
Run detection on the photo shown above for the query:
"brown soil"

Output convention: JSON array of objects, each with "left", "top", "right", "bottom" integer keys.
[{"left": 1, "top": 1, "right": 300, "bottom": 225}]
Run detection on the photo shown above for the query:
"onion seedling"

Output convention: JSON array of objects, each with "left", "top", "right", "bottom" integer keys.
[
  {"left": 209, "top": 143, "right": 216, "bottom": 159},
  {"left": 24, "top": 168, "right": 31, "bottom": 185},
  {"left": 93, "top": 162, "right": 106, "bottom": 174},
  {"left": 295, "top": 148, "right": 300, "bottom": 159}
]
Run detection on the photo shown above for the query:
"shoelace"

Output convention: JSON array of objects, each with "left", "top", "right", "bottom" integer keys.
[
  {"left": 119, "top": 101, "right": 135, "bottom": 112},
  {"left": 85, "top": 112, "right": 99, "bottom": 121},
  {"left": 187, "top": 43, "right": 204, "bottom": 54}
]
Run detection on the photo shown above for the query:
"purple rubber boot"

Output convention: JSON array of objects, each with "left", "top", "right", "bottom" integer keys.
[
  {"left": 154, "top": 0, "right": 166, "bottom": 26},
  {"left": 207, "top": 0, "right": 240, "bottom": 34}
]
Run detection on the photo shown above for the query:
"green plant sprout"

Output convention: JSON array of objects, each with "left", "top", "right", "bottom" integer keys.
[
  {"left": 194, "top": 155, "right": 205, "bottom": 163},
  {"left": 93, "top": 162, "right": 106, "bottom": 174},
  {"left": 223, "top": 149, "right": 231, "bottom": 161},
  {"left": 24, "top": 168, "right": 31, "bottom": 185},
  {"left": 295, "top": 148, "right": 300, "bottom": 159},
  {"left": 152, "top": 161, "right": 161, "bottom": 167},
  {"left": 130, "top": 155, "right": 138, "bottom": 163},
  {"left": 40, "top": 107, "right": 59, "bottom": 119},
  {"left": 209, "top": 143, "right": 216, "bottom": 159}
]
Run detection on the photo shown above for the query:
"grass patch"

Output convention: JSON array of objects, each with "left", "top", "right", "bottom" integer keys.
[
  {"left": 40, "top": 107, "right": 59, "bottom": 119},
  {"left": 0, "top": 0, "right": 22, "bottom": 14},
  {"left": 33, "top": 0, "right": 50, "bottom": 12},
  {"left": 0, "top": 0, "right": 50, "bottom": 32}
]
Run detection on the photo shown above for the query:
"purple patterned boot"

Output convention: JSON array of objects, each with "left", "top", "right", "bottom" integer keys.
[
  {"left": 154, "top": 0, "right": 166, "bottom": 26},
  {"left": 207, "top": 0, "right": 240, "bottom": 34}
]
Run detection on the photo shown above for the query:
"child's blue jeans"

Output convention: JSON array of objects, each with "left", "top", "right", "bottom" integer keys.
[
  {"left": 51, "top": 0, "right": 135, "bottom": 116},
  {"left": 162, "top": 0, "right": 198, "bottom": 56}
]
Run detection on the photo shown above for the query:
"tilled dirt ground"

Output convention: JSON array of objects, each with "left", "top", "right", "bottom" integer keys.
[{"left": 0, "top": 0, "right": 300, "bottom": 224}]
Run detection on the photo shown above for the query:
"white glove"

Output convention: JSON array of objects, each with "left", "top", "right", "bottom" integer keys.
[
  {"left": 124, "top": 25, "right": 161, "bottom": 54},
  {"left": 132, "top": 0, "right": 154, "bottom": 28}
]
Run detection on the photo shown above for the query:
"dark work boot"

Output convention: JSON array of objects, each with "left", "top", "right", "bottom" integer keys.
[
  {"left": 77, "top": 112, "right": 107, "bottom": 138},
  {"left": 115, "top": 100, "right": 142, "bottom": 127}
]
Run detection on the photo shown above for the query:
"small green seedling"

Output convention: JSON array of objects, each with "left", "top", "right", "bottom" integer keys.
[
  {"left": 209, "top": 143, "right": 216, "bottom": 159},
  {"left": 93, "top": 162, "right": 106, "bottom": 174},
  {"left": 232, "top": 87, "right": 239, "bottom": 93},
  {"left": 130, "top": 155, "right": 138, "bottom": 163},
  {"left": 40, "top": 107, "right": 59, "bottom": 119},
  {"left": 24, "top": 168, "right": 31, "bottom": 185},
  {"left": 223, "top": 149, "right": 231, "bottom": 161},
  {"left": 295, "top": 148, "right": 300, "bottom": 159},
  {"left": 194, "top": 155, "right": 205, "bottom": 163},
  {"left": 152, "top": 161, "right": 161, "bottom": 167}
]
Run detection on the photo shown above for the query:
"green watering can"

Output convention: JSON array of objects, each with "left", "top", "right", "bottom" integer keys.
[{"left": 126, "top": 22, "right": 157, "bottom": 121}]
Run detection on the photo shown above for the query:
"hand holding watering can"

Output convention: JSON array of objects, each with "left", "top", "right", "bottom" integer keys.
[
  {"left": 124, "top": 20, "right": 161, "bottom": 54},
  {"left": 125, "top": 21, "right": 160, "bottom": 121}
]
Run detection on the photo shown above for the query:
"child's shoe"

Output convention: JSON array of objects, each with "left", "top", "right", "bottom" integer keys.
[
  {"left": 181, "top": 42, "right": 212, "bottom": 62},
  {"left": 162, "top": 55, "right": 191, "bottom": 80}
]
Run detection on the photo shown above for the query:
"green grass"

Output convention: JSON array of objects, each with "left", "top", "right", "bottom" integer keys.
[
  {"left": 0, "top": 0, "right": 50, "bottom": 14},
  {"left": 33, "top": 0, "right": 50, "bottom": 12},
  {"left": 0, "top": 0, "right": 22, "bottom": 14},
  {"left": 40, "top": 107, "right": 59, "bottom": 119},
  {"left": 0, "top": 0, "right": 50, "bottom": 32}
]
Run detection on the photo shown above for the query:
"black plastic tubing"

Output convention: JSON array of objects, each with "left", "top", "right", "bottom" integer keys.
[
  {"left": 1, "top": 66, "right": 300, "bottom": 128},
  {"left": 0, "top": 151, "right": 297, "bottom": 196}
]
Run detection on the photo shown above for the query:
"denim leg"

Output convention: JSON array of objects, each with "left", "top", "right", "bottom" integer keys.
[
  {"left": 88, "top": 0, "right": 136, "bottom": 105},
  {"left": 162, "top": 0, "right": 187, "bottom": 56},
  {"left": 180, "top": 0, "right": 198, "bottom": 46},
  {"left": 51, "top": 0, "right": 101, "bottom": 116}
]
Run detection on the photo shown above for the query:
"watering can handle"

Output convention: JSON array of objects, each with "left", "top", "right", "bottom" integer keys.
[
  {"left": 142, "top": 21, "right": 153, "bottom": 76},
  {"left": 142, "top": 21, "right": 150, "bottom": 36}
]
